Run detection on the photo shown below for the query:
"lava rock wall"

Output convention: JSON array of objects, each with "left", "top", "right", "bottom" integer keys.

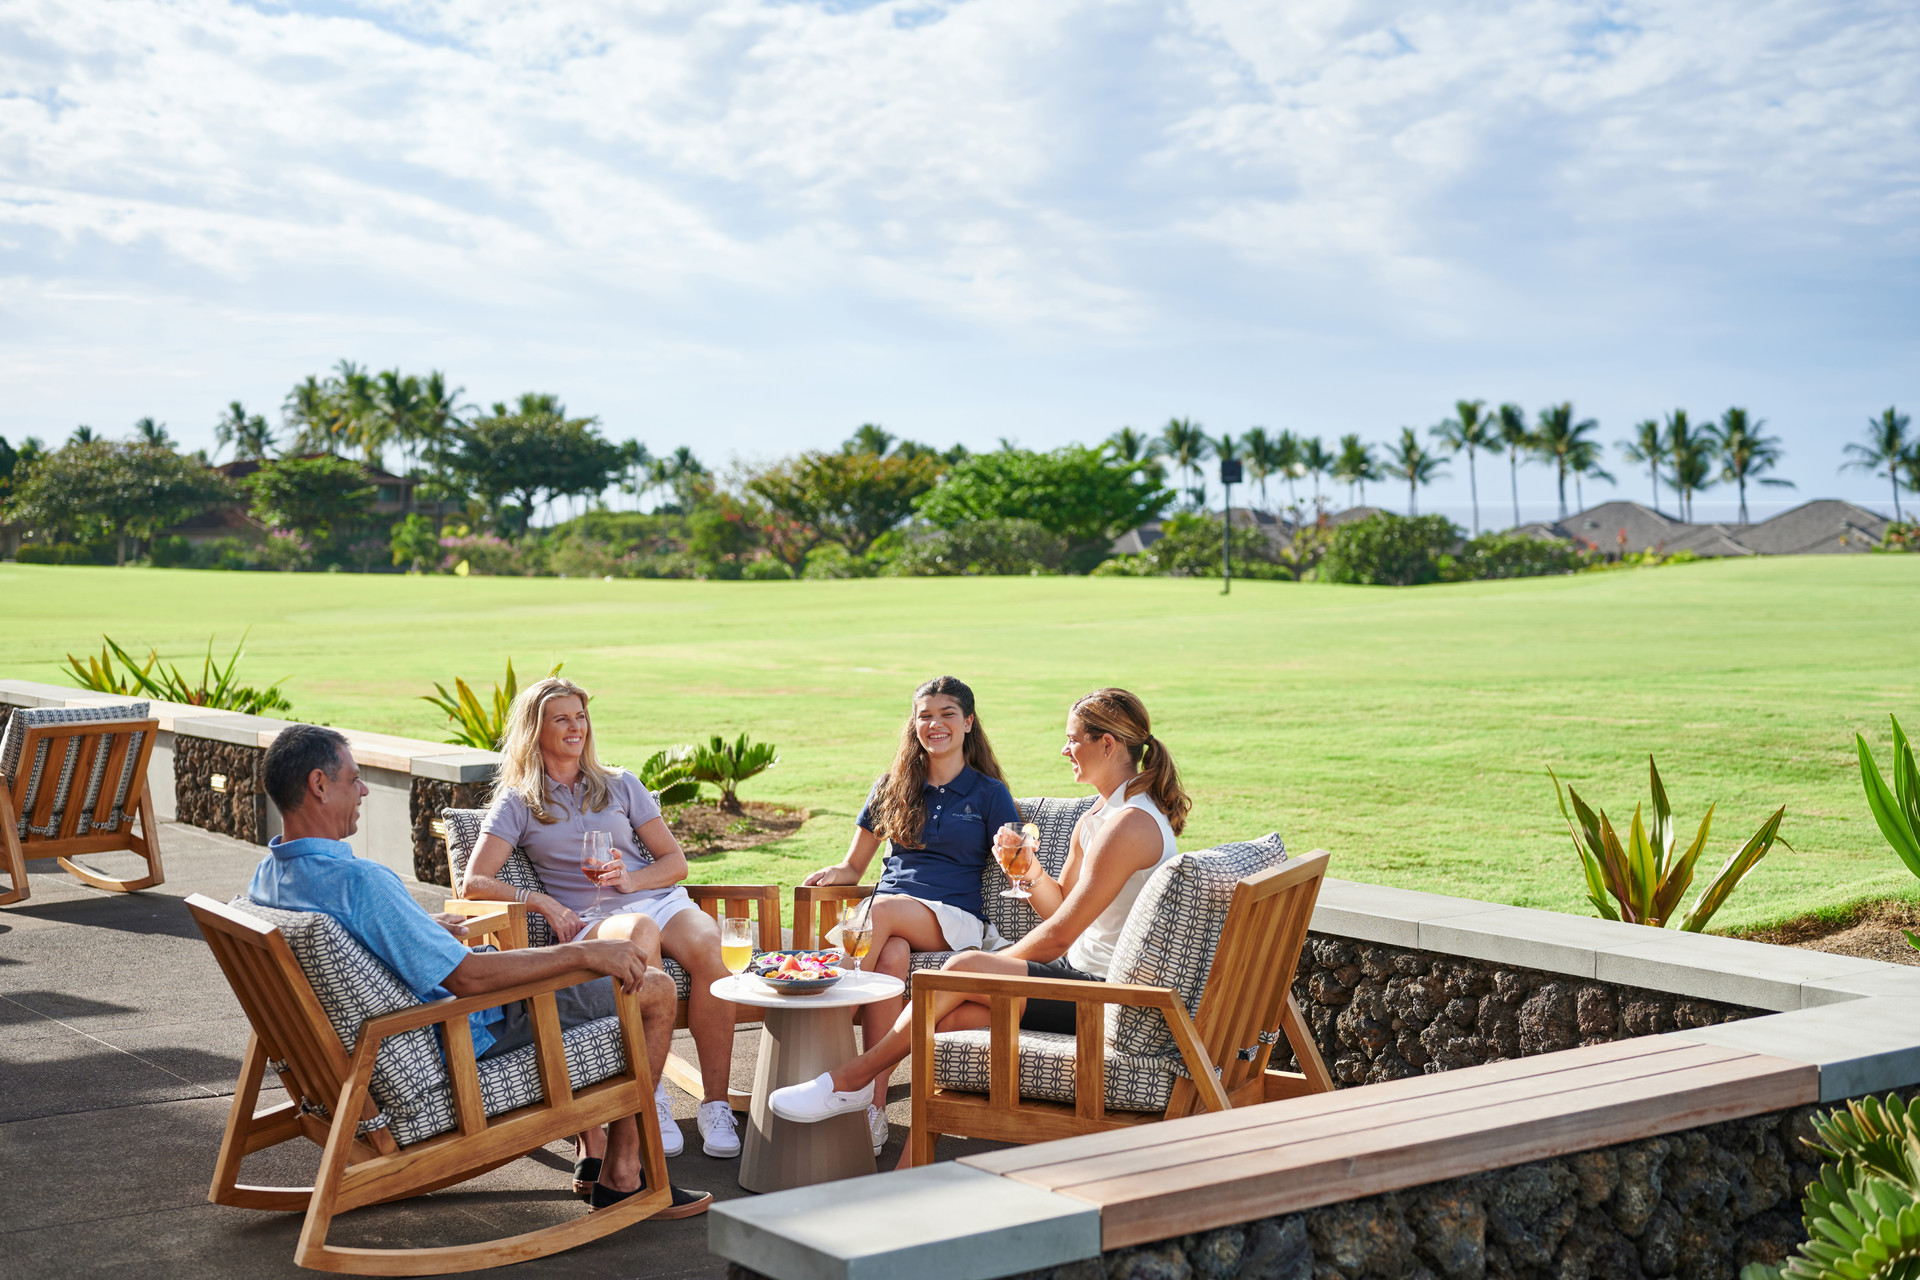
[
  {"left": 173, "top": 734, "right": 268, "bottom": 844},
  {"left": 409, "top": 779, "right": 490, "bottom": 886}
]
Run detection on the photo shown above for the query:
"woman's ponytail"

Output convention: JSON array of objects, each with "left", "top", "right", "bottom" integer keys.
[{"left": 1069, "top": 688, "right": 1192, "bottom": 835}]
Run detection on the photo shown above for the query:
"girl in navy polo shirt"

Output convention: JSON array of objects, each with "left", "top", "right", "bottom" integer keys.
[{"left": 802, "top": 675, "right": 1018, "bottom": 1148}]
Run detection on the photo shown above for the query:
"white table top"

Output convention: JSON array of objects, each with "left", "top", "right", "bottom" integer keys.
[{"left": 711, "top": 969, "right": 905, "bottom": 1011}]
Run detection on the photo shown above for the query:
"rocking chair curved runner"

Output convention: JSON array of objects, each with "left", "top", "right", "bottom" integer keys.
[{"left": 188, "top": 893, "right": 675, "bottom": 1275}]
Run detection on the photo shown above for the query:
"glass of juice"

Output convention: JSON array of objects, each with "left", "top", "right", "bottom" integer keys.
[
  {"left": 996, "top": 822, "right": 1038, "bottom": 899},
  {"left": 840, "top": 901, "right": 874, "bottom": 970},
  {"left": 720, "top": 916, "right": 755, "bottom": 974}
]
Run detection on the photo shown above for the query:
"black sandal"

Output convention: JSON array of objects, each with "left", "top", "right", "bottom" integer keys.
[
  {"left": 590, "top": 1182, "right": 711, "bottom": 1218},
  {"left": 572, "top": 1156, "right": 602, "bottom": 1200}
]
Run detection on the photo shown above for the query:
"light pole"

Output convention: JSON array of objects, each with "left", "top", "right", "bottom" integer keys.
[{"left": 1219, "top": 456, "right": 1242, "bottom": 594}]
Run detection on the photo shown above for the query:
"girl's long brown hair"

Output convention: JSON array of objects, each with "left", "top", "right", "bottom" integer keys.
[
  {"left": 1071, "top": 687, "right": 1191, "bottom": 835},
  {"left": 867, "top": 676, "right": 1006, "bottom": 849}
]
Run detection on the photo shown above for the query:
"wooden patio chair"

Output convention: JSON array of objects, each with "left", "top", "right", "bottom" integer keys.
[
  {"left": 906, "top": 842, "right": 1333, "bottom": 1165},
  {"left": 1, "top": 702, "right": 163, "bottom": 907},
  {"left": 188, "top": 892, "right": 674, "bottom": 1275},
  {"left": 437, "top": 807, "right": 780, "bottom": 1110}
]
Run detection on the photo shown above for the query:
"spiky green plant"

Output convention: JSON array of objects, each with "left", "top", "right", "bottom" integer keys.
[
  {"left": 1550, "top": 756, "right": 1789, "bottom": 930},
  {"left": 1741, "top": 1093, "right": 1920, "bottom": 1280},
  {"left": 421, "top": 659, "right": 561, "bottom": 750},
  {"left": 64, "top": 632, "right": 292, "bottom": 716},
  {"left": 683, "top": 733, "right": 778, "bottom": 813},
  {"left": 638, "top": 747, "right": 701, "bottom": 809},
  {"left": 1856, "top": 715, "right": 1920, "bottom": 949}
]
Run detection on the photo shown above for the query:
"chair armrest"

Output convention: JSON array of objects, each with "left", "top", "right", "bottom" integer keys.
[
  {"left": 911, "top": 969, "right": 1178, "bottom": 1009},
  {"left": 355, "top": 965, "right": 605, "bottom": 1043},
  {"left": 443, "top": 898, "right": 533, "bottom": 950},
  {"left": 792, "top": 884, "right": 875, "bottom": 949},
  {"left": 685, "top": 884, "right": 783, "bottom": 951}
]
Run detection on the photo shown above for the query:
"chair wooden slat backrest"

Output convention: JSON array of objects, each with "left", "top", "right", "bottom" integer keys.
[
  {"left": 187, "top": 894, "right": 674, "bottom": 1274},
  {"left": 1, "top": 712, "right": 164, "bottom": 906}
]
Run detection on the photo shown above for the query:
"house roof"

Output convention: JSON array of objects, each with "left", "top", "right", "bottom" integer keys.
[
  {"left": 1732, "top": 499, "right": 1891, "bottom": 555},
  {"left": 1550, "top": 501, "right": 1690, "bottom": 554},
  {"left": 213, "top": 454, "right": 411, "bottom": 485}
]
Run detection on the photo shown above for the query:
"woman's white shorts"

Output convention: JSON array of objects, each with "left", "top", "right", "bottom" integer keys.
[{"left": 581, "top": 884, "right": 701, "bottom": 932}]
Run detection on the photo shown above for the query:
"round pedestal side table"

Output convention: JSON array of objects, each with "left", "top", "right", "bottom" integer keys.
[{"left": 712, "top": 969, "right": 906, "bottom": 1193}]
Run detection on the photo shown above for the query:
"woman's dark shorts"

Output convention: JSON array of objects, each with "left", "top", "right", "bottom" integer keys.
[{"left": 1021, "top": 957, "right": 1103, "bottom": 1034}]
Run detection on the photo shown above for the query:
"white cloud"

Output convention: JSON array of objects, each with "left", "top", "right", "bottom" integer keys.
[{"left": 0, "top": 0, "right": 1914, "bottom": 511}]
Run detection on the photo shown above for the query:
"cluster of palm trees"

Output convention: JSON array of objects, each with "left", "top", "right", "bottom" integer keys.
[
  {"left": 1107, "top": 400, "right": 1878, "bottom": 537},
  {"left": 268, "top": 361, "right": 469, "bottom": 477}
]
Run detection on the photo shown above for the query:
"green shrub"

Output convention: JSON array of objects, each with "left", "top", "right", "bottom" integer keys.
[
  {"left": 1090, "top": 553, "right": 1153, "bottom": 577},
  {"left": 1089, "top": 513, "right": 1288, "bottom": 580},
  {"left": 147, "top": 536, "right": 195, "bottom": 568},
  {"left": 1550, "top": 756, "right": 1788, "bottom": 931},
  {"left": 681, "top": 733, "right": 778, "bottom": 813},
  {"left": 638, "top": 748, "right": 701, "bottom": 808},
  {"left": 799, "top": 543, "right": 878, "bottom": 579},
  {"left": 440, "top": 534, "right": 524, "bottom": 576},
  {"left": 1318, "top": 513, "right": 1460, "bottom": 586},
  {"left": 1448, "top": 531, "right": 1596, "bottom": 580},
  {"left": 547, "top": 537, "right": 626, "bottom": 579},
  {"left": 741, "top": 557, "right": 794, "bottom": 580},
  {"left": 1741, "top": 1094, "right": 1920, "bottom": 1280},
  {"left": 64, "top": 632, "right": 293, "bottom": 715},
  {"left": 390, "top": 515, "right": 440, "bottom": 571},
  {"left": 888, "top": 518, "right": 1068, "bottom": 576},
  {"left": 16, "top": 541, "right": 114, "bottom": 566}
]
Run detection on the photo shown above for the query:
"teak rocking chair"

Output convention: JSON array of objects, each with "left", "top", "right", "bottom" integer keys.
[
  {"left": 188, "top": 894, "right": 674, "bottom": 1275},
  {"left": 906, "top": 850, "right": 1334, "bottom": 1166},
  {"left": 1, "top": 707, "right": 164, "bottom": 906}
]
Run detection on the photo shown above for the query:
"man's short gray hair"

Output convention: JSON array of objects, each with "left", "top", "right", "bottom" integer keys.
[{"left": 263, "top": 724, "right": 351, "bottom": 815}]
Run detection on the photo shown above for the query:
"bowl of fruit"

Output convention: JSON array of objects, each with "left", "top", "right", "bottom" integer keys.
[{"left": 745, "top": 950, "right": 845, "bottom": 994}]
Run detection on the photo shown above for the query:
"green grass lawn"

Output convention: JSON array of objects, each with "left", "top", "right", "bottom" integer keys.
[{"left": 3, "top": 557, "right": 1916, "bottom": 931}]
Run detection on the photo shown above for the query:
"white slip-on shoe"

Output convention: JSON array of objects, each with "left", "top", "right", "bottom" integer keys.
[
  {"left": 698, "top": 1100, "right": 741, "bottom": 1158},
  {"left": 768, "top": 1072, "right": 871, "bottom": 1124},
  {"left": 867, "top": 1104, "right": 888, "bottom": 1156},
  {"left": 655, "top": 1082, "right": 685, "bottom": 1157}
]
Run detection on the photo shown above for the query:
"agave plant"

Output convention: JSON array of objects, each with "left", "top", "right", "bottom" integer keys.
[
  {"left": 1857, "top": 715, "right": 1920, "bottom": 949},
  {"left": 1742, "top": 1093, "right": 1920, "bottom": 1280},
  {"left": 421, "top": 659, "right": 561, "bottom": 751},
  {"left": 683, "top": 733, "right": 778, "bottom": 813},
  {"left": 64, "top": 632, "right": 292, "bottom": 716},
  {"left": 1550, "top": 756, "right": 1789, "bottom": 931},
  {"left": 638, "top": 748, "right": 701, "bottom": 809}
]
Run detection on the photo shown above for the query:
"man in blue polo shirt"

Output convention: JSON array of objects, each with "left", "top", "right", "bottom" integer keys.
[{"left": 246, "top": 723, "right": 707, "bottom": 1217}]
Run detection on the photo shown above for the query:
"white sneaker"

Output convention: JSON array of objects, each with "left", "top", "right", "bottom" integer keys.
[
  {"left": 655, "top": 1082, "right": 684, "bottom": 1157},
  {"left": 867, "top": 1104, "right": 888, "bottom": 1155},
  {"left": 768, "top": 1071, "right": 871, "bottom": 1124},
  {"left": 698, "top": 1100, "right": 741, "bottom": 1158}
]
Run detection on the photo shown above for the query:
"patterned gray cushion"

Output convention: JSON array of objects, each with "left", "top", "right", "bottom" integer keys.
[
  {"left": 932, "top": 1028, "right": 1180, "bottom": 1113},
  {"left": 2, "top": 703, "right": 150, "bottom": 840},
  {"left": 442, "top": 807, "right": 692, "bottom": 1001},
  {"left": 230, "top": 897, "right": 629, "bottom": 1147},
  {"left": 931, "top": 831, "right": 1290, "bottom": 1113},
  {"left": 1106, "top": 833, "right": 1289, "bottom": 1062},
  {"left": 984, "top": 795, "right": 1096, "bottom": 942}
]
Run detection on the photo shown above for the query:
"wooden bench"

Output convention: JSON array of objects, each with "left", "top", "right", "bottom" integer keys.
[{"left": 960, "top": 1035, "right": 1818, "bottom": 1249}]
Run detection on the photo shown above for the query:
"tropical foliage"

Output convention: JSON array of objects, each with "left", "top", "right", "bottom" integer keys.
[
  {"left": 914, "top": 444, "right": 1169, "bottom": 573},
  {"left": 1856, "top": 715, "right": 1920, "bottom": 948},
  {"left": 421, "top": 659, "right": 563, "bottom": 750},
  {"left": 1550, "top": 756, "right": 1788, "bottom": 931},
  {"left": 7, "top": 440, "right": 232, "bottom": 565},
  {"left": 63, "top": 632, "right": 292, "bottom": 715},
  {"left": 683, "top": 733, "right": 779, "bottom": 813},
  {"left": 637, "top": 748, "right": 702, "bottom": 809},
  {"left": 1318, "top": 512, "right": 1458, "bottom": 586},
  {"left": 1741, "top": 1093, "right": 1920, "bottom": 1280}
]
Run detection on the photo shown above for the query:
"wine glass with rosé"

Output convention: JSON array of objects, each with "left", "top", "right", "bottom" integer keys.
[
  {"left": 995, "top": 822, "right": 1039, "bottom": 900},
  {"left": 580, "top": 830, "right": 617, "bottom": 913}
]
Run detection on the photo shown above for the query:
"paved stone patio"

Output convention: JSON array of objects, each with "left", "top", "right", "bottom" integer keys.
[{"left": 0, "top": 823, "right": 975, "bottom": 1279}]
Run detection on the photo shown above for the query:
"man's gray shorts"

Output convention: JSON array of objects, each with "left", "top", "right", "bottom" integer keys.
[{"left": 477, "top": 976, "right": 619, "bottom": 1060}]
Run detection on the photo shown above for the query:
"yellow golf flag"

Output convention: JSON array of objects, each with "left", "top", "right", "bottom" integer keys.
[{"left": 454, "top": 559, "right": 470, "bottom": 578}]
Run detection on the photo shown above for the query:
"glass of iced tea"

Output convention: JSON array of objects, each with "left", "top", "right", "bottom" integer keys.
[
  {"left": 720, "top": 916, "right": 755, "bottom": 974},
  {"left": 838, "top": 901, "right": 874, "bottom": 970},
  {"left": 996, "top": 822, "right": 1038, "bottom": 900}
]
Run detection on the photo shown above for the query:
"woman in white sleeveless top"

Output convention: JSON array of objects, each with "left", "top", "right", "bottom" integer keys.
[{"left": 770, "top": 687, "right": 1194, "bottom": 1125}]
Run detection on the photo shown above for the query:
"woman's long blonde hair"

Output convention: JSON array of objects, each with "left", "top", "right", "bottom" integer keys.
[
  {"left": 867, "top": 676, "right": 1006, "bottom": 849},
  {"left": 1071, "top": 687, "right": 1191, "bottom": 835},
  {"left": 494, "top": 675, "right": 614, "bottom": 824}
]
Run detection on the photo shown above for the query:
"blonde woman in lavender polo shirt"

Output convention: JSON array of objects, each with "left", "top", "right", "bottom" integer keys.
[{"left": 463, "top": 676, "right": 739, "bottom": 1164}]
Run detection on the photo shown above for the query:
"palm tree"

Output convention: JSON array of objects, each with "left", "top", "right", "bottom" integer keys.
[
  {"left": 1381, "top": 428, "right": 1447, "bottom": 516},
  {"left": 1430, "top": 399, "right": 1497, "bottom": 536},
  {"left": 1496, "top": 403, "right": 1531, "bottom": 527},
  {"left": 1844, "top": 406, "right": 1911, "bottom": 522},
  {"left": 1619, "top": 420, "right": 1666, "bottom": 513},
  {"left": 1331, "top": 434, "right": 1377, "bottom": 507},
  {"left": 69, "top": 425, "right": 96, "bottom": 446},
  {"left": 619, "top": 439, "right": 654, "bottom": 510},
  {"left": 1299, "top": 436, "right": 1333, "bottom": 510},
  {"left": 1709, "top": 407, "right": 1793, "bottom": 524},
  {"left": 1664, "top": 410, "right": 1713, "bottom": 523},
  {"left": 1106, "top": 426, "right": 1151, "bottom": 465},
  {"left": 214, "top": 402, "right": 274, "bottom": 461},
  {"left": 1532, "top": 403, "right": 1601, "bottom": 521},
  {"left": 132, "top": 417, "right": 174, "bottom": 449},
  {"left": 1566, "top": 437, "right": 1614, "bottom": 512},
  {"left": 1272, "top": 430, "right": 1304, "bottom": 517},
  {"left": 1240, "top": 427, "right": 1280, "bottom": 512},
  {"left": 1158, "top": 417, "right": 1211, "bottom": 511}
]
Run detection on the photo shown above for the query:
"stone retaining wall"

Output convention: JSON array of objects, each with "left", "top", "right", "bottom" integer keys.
[
  {"left": 979, "top": 1092, "right": 1913, "bottom": 1280},
  {"left": 1274, "top": 934, "right": 1756, "bottom": 1086},
  {"left": 409, "top": 778, "right": 490, "bottom": 886},
  {"left": 173, "top": 734, "right": 269, "bottom": 844}
]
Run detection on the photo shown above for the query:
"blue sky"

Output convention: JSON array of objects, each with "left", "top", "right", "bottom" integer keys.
[{"left": 2, "top": 0, "right": 1915, "bottom": 526}]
